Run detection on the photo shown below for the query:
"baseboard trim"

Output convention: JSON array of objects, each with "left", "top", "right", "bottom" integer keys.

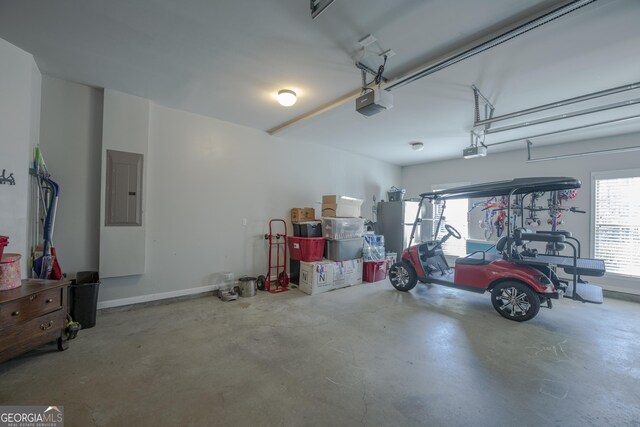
[{"left": 97, "top": 283, "right": 227, "bottom": 310}]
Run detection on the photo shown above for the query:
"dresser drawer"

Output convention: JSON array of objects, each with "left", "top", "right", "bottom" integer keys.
[
  {"left": 0, "top": 309, "right": 65, "bottom": 361},
  {"left": 0, "top": 287, "right": 63, "bottom": 328}
]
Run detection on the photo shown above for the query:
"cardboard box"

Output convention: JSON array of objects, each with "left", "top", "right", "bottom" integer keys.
[
  {"left": 299, "top": 260, "right": 334, "bottom": 295},
  {"left": 342, "top": 258, "right": 364, "bottom": 286},
  {"left": 299, "top": 258, "right": 364, "bottom": 295},
  {"left": 291, "top": 207, "right": 315, "bottom": 223},
  {"left": 321, "top": 195, "right": 363, "bottom": 218},
  {"left": 331, "top": 260, "right": 347, "bottom": 289}
]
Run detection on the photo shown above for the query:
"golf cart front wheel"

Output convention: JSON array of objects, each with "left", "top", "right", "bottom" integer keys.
[
  {"left": 491, "top": 281, "right": 540, "bottom": 322},
  {"left": 389, "top": 261, "right": 417, "bottom": 292}
]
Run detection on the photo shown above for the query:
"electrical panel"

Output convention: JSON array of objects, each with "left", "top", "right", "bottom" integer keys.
[{"left": 105, "top": 150, "right": 143, "bottom": 226}]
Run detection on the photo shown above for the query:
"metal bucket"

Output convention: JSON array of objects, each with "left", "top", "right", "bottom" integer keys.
[{"left": 238, "top": 277, "right": 257, "bottom": 297}]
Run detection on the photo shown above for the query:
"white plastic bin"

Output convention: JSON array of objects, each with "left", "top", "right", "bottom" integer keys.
[{"left": 322, "top": 218, "right": 365, "bottom": 240}]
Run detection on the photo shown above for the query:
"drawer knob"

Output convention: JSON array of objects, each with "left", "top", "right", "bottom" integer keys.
[
  {"left": 29, "top": 294, "right": 38, "bottom": 301},
  {"left": 46, "top": 298, "right": 53, "bottom": 303},
  {"left": 12, "top": 311, "right": 20, "bottom": 316},
  {"left": 40, "top": 320, "right": 54, "bottom": 330}
]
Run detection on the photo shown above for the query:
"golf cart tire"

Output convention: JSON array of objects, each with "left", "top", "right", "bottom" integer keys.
[
  {"left": 491, "top": 281, "right": 540, "bottom": 322},
  {"left": 389, "top": 261, "right": 418, "bottom": 292}
]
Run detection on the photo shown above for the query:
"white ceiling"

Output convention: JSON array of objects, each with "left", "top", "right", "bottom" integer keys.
[{"left": 1, "top": 0, "right": 639, "bottom": 165}]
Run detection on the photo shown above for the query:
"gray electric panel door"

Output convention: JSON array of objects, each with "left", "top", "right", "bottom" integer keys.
[
  {"left": 105, "top": 150, "right": 143, "bottom": 226},
  {"left": 377, "top": 201, "right": 421, "bottom": 256}
]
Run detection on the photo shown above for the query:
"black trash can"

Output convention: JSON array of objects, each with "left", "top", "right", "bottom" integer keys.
[{"left": 69, "top": 271, "right": 100, "bottom": 329}]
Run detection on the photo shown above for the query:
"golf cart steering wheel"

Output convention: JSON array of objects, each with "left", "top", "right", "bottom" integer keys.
[{"left": 445, "top": 224, "right": 462, "bottom": 240}]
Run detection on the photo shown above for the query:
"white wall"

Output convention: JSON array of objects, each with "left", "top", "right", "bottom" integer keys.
[
  {"left": 99, "top": 90, "right": 150, "bottom": 278},
  {"left": 402, "top": 134, "right": 640, "bottom": 295},
  {"left": 96, "top": 102, "right": 401, "bottom": 305},
  {"left": 39, "top": 76, "right": 103, "bottom": 275},
  {"left": 0, "top": 38, "right": 41, "bottom": 276}
]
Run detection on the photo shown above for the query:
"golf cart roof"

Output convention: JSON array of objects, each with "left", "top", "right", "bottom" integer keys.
[{"left": 420, "top": 177, "right": 581, "bottom": 200}]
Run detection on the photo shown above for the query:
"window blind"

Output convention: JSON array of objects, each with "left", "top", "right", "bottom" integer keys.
[{"left": 594, "top": 176, "right": 640, "bottom": 277}]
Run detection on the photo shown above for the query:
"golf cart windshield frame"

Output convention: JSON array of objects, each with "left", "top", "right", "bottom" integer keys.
[{"left": 408, "top": 177, "right": 582, "bottom": 248}]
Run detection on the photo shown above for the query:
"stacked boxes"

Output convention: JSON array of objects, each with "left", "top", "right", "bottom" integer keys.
[
  {"left": 322, "top": 197, "right": 364, "bottom": 288},
  {"left": 290, "top": 207, "right": 319, "bottom": 284},
  {"left": 322, "top": 218, "right": 364, "bottom": 263},
  {"left": 293, "top": 195, "right": 365, "bottom": 294},
  {"left": 322, "top": 195, "right": 364, "bottom": 286}
]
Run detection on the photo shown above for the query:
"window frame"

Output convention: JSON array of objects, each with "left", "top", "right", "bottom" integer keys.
[{"left": 590, "top": 168, "right": 640, "bottom": 279}]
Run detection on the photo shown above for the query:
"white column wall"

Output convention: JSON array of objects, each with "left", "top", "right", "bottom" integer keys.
[
  {"left": 0, "top": 38, "right": 41, "bottom": 276},
  {"left": 99, "top": 90, "right": 149, "bottom": 278},
  {"left": 39, "top": 76, "right": 103, "bottom": 276}
]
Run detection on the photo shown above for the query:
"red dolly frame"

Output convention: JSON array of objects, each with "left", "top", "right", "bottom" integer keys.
[{"left": 257, "top": 219, "right": 290, "bottom": 293}]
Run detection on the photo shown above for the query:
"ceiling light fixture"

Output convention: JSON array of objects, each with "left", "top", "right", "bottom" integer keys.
[
  {"left": 277, "top": 89, "right": 297, "bottom": 107},
  {"left": 410, "top": 142, "right": 424, "bottom": 151},
  {"left": 409, "top": 141, "right": 424, "bottom": 151}
]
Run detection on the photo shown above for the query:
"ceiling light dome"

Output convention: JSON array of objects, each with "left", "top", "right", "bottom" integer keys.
[
  {"left": 410, "top": 142, "right": 424, "bottom": 151},
  {"left": 277, "top": 89, "right": 297, "bottom": 107}
]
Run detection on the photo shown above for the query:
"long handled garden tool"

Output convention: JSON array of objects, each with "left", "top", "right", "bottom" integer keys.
[{"left": 31, "top": 145, "right": 62, "bottom": 279}]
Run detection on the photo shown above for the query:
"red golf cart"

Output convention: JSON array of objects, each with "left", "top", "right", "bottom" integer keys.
[{"left": 388, "top": 177, "right": 606, "bottom": 322}]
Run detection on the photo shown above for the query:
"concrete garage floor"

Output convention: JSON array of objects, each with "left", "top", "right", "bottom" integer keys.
[{"left": 1, "top": 282, "right": 639, "bottom": 427}]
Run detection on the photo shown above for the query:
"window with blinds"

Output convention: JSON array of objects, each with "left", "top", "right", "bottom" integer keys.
[
  {"left": 593, "top": 173, "right": 640, "bottom": 277},
  {"left": 433, "top": 198, "right": 468, "bottom": 257}
]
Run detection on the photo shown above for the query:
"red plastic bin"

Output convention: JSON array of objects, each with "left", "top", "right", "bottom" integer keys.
[
  {"left": 287, "top": 236, "right": 325, "bottom": 262},
  {"left": 364, "top": 260, "right": 387, "bottom": 283},
  {"left": 0, "top": 236, "right": 8, "bottom": 260}
]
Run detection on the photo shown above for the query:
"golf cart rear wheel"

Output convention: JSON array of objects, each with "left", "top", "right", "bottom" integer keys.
[
  {"left": 389, "top": 261, "right": 417, "bottom": 292},
  {"left": 491, "top": 281, "right": 540, "bottom": 322}
]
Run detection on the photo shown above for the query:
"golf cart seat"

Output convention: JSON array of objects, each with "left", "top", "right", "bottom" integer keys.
[
  {"left": 514, "top": 228, "right": 535, "bottom": 245},
  {"left": 456, "top": 251, "right": 501, "bottom": 266},
  {"left": 510, "top": 231, "right": 607, "bottom": 277},
  {"left": 494, "top": 231, "right": 533, "bottom": 260},
  {"left": 515, "top": 254, "right": 606, "bottom": 277}
]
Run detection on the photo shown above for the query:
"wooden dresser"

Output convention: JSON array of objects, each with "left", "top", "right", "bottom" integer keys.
[{"left": 0, "top": 279, "right": 71, "bottom": 363}]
